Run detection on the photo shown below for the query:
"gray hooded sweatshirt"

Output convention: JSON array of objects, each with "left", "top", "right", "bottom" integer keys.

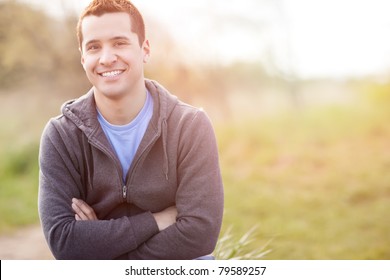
[{"left": 38, "top": 79, "right": 224, "bottom": 259}]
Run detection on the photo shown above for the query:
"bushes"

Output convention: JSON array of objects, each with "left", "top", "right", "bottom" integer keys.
[
  {"left": 1, "top": 144, "right": 39, "bottom": 177},
  {"left": 0, "top": 144, "right": 40, "bottom": 232}
]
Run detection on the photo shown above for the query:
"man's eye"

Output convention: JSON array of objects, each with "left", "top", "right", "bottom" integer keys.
[
  {"left": 87, "top": 45, "right": 100, "bottom": 51},
  {"left": 115, "top": 41, "right": 128, "bottom": 46}
]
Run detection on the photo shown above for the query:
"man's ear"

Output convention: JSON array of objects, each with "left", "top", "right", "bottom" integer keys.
[
  {"left": 80, "top": 48, "right": 86, "bottom": 70},
  {"left": 142, "top": 39, "right": 151, "bottom": 63}
]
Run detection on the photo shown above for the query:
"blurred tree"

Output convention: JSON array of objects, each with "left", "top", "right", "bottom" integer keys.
[
  {"left": 143, "top": 11, "right": 270, "bottom": 119},
  {"left": 0, "top": 1, "right": 54, "bottom": 87},
  {"left": 0, "top": 0, "right": 89, "bottom": 94},
  {"left": 263, "top": 0, "right": 304, "bottom": 108},
  {"left": 50, "top": 14, "right": 91, "bottom": 96}
]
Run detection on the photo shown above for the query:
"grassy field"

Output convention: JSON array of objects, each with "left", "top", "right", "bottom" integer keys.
[
  {"left": 0, "top": 144, "right": 39, "bottom": 232},
  {"left": 0, "top": 85, "right": 389, "bottom": 259},
  {"left": 217, "top": 100, "right": 390, "bottom": 259},
  {"left": 0, "top": 88, "right": 60, "bottom": 233}
]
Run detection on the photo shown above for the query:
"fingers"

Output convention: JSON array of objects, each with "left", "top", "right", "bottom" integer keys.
[{"left": 72, "top": 198, "right": 98, "bottom": 221}]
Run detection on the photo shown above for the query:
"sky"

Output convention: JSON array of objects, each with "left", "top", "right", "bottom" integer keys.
[{"left": 20, "top": 0, "right": 390, "bottom": 79}]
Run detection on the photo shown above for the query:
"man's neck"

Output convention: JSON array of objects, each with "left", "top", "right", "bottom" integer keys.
[{"left": 94, "top": 84, "right": 147, "bottom": 125}]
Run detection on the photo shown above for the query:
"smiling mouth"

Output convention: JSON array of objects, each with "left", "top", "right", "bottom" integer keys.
[{"left": 99, "top": 70, "right": 124, "bottom": 77}]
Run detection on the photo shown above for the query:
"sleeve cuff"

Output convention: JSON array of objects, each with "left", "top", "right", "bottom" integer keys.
[{"left": 129, "top": 211, "right": 159, "bottom": 246}]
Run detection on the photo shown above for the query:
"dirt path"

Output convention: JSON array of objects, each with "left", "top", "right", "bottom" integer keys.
[{"left": 0, "top": 225, "right": 53, "bottom": 260}]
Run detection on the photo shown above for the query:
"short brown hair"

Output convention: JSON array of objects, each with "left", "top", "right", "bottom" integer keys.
[{"left": 77, "top": 0, "right": 145, "bottom": 49}]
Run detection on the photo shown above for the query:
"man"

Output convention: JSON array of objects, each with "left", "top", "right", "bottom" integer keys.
[{"left": 38, "top": 0, "right": 224, "bottom": 259}]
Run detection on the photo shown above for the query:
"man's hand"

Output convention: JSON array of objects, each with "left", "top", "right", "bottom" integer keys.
[
  {"left": 153, "top": 206, "right": 178, "bottom": 231},
  {"left": 72, "top": 198, "right": 98, "bottom": 221}
]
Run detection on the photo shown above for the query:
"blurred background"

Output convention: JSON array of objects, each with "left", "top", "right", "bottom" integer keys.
[{"left": 0, "top": 0, "right": 389, "bottom": 259}]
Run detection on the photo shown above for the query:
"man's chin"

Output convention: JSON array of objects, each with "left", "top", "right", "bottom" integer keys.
[{"left": 94, "top": 87, "right": 127, "bottom": 100}]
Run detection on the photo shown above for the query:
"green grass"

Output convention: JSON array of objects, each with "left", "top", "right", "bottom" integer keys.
[
  {"left": 0, "top": 144, "right": 40, "bottom": 233},
  {"left": 216, "top": 103, "right": 390, "bottom": 259},
  {"left": 214, "top": 225, "right": 272, "bottom": 260}
]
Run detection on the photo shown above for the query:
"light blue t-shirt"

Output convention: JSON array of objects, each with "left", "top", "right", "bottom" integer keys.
[{"left": 97, "top": 91, "right": 153, "bottom": 182}]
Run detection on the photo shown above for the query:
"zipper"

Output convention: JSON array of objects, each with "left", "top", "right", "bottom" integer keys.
[
  {"left": 89, "top": 140, "right": 126, "bottom": 201},
  {"left": 122, "top": 185, "right": 127, "bottom": 199},
  {"left": 126, "top": 132, "right": 161, "bottom": 187}
]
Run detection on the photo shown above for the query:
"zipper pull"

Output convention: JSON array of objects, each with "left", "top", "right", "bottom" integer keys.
[{"left": 122, "top": 185, "right": 127, "bottom": 199}]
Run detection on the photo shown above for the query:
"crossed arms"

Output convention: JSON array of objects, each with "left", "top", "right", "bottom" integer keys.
[{"left": 72, "top": 198, "right": 177, "bottom": 231}]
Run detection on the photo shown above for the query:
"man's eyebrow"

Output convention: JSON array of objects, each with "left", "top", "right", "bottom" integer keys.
[
  {"left": 110, "top": 36, "right": 131, "bottom": 41},
  {"left": 84, "top": 39, "right": 99, "bottom": 47},
  {"left": 85, "top": 36, "right": 131, "bottom": 46}
]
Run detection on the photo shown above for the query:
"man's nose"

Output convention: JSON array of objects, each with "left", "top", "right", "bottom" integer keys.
[{"left": 99, "top": 47, "right": 117, "bottom": 65}]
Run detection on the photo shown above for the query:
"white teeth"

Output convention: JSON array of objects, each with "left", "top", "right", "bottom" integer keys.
[{"left": 101, "top": 70, "right": 123, "bottom": 77}]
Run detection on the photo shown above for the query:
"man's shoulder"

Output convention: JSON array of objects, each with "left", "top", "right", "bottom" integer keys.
[
  {"left": 146, "top": 78, "right": 212, "bottom": 127},
  {"left": 175, "top": 100, "right": 208, "bottom": 119},
  {"left": 170, "top": 101, "right": 214, "bottom": 137},
  {"left": 46, "top": 89, "right": 95, "bottom": 133},
  {"left": 42, "top": 114, "right": 79, "bottom": 142}
]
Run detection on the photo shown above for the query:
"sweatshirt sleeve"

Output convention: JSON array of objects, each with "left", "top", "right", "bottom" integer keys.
[
  {"left": 127, "top": 109, "right": 224, "bottom": 259},
  {"left": 38, "top": 120, "right": 159, "bottom": 259}
]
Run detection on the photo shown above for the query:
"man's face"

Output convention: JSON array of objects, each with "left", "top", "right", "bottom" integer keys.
[{"left": 80, "top": 12, "right": 150, "bottom": 99}]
